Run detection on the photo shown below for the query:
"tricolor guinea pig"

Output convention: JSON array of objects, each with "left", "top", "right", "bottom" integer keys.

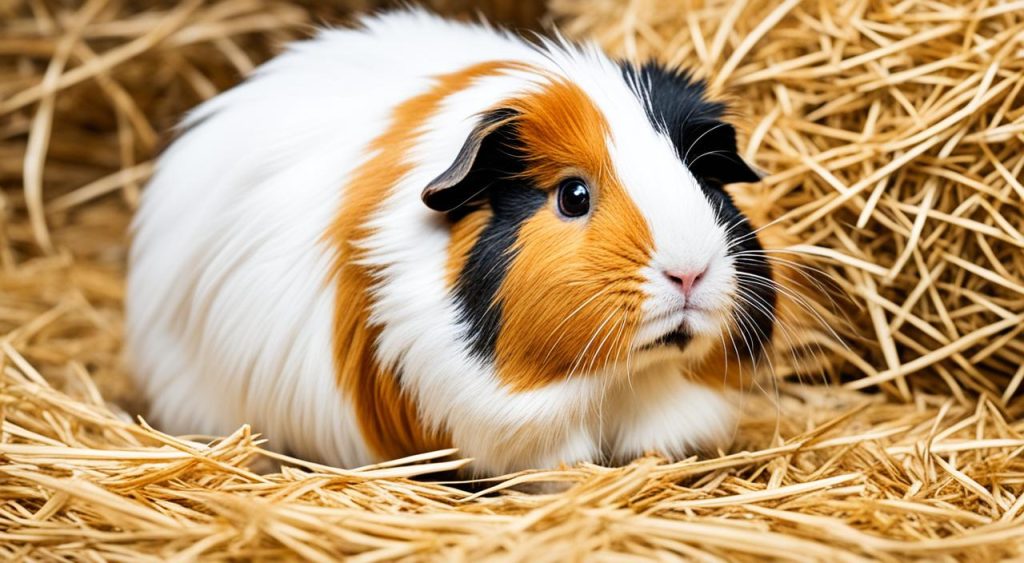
[{"left": 125, "top": 10, "right": 776, "bottom": 476}]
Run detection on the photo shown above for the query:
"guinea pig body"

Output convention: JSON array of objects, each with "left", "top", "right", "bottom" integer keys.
[{"left": 125, "top": 10, "right": 775, "bottom": 475}]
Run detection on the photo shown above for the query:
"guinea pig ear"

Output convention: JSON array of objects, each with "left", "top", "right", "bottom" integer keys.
[
  {"left": 683, "top": 118, "right": 763, "bottom": 186},
  {"left": 421, "top": 108, "right": 520, "bottom": 212},
  {"left": 620, "top": 61, "right": 762, "bottom": 186}
]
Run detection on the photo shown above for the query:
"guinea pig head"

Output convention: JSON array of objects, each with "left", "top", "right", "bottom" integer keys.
[{"left": 422, "top": 68, "right": 775, "bottom": 391}]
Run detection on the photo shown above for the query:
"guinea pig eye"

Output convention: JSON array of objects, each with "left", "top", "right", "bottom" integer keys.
[{"left": 556, "top": 178, "right": 591, "bottom": 218}]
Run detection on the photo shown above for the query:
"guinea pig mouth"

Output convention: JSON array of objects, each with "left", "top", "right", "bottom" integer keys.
[{"left": 645, "top": 328, "right": 693, "bottom": 351}]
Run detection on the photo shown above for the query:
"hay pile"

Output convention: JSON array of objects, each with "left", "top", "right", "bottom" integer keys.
[
  {"left": 2, "top": 0, "right": 1024, "bottom": 559},
  {"left": 3, "top": 358, "right": 1024, "bottom": 560}
]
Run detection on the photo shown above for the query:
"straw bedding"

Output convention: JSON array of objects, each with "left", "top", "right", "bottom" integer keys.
[{"left": 1, "top": 0, "right": 1023, "bottom": 560}]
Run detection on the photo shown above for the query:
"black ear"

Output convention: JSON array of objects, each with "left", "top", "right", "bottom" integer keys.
[
  {"left": 421, "top": 108, "right": 520, "bottom": 212},
  {"left": 619, "top": 61, "right": 762, "bottom": 186},
  {"left": 682, "top": 118, "right": 763, "bottom": 186}
]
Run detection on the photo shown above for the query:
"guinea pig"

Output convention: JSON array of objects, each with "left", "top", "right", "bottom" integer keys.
[{"left": 125, "top": 9, "right": 775, "bottom": 476}]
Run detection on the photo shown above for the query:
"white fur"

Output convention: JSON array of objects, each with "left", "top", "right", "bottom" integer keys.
[{"left": 126, "top": 10, "right": 739, "bottom": 475}]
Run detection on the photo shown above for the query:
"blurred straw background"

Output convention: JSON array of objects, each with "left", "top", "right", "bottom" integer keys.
[{"left": 1, "top": 0, "right": 1024, "bottom": 559}]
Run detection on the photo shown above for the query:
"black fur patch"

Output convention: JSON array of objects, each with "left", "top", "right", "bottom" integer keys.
[
  {"left": 620, "top": 63, "right": 760, "bottom": 185},
  {"left": 454, "top": 187, "right": 547, "bottom": 359},
  {"left": 443, "top": 118, "right": 548, "bottom": 359},
  {"left": 620, "top": 61, "right": 776, "bottom": 358}
]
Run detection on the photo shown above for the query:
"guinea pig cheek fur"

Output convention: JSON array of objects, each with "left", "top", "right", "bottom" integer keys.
[{"left": 492, "top": 178, "right": 654, "bottom": 391}]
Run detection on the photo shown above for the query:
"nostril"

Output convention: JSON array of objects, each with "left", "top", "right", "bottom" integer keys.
[{"left": 663, "top": 267, "right": 707, "bottom": 297}]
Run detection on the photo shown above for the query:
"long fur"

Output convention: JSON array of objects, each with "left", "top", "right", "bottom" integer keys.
[{"left": 126, "top": 10, "right": 773, "bottom": 475}]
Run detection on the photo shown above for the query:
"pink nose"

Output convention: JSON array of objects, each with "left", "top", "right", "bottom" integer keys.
[{"left": 663, "top": 268, "right": 706, "bottom": 298}]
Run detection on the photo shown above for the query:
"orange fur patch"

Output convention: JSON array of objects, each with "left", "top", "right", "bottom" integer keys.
[
  {"left": 487, "top": 80, "right": 656, "bottom": 390},
  {"left": 325, "top": 61, "right": 512, "bottom": 460}
]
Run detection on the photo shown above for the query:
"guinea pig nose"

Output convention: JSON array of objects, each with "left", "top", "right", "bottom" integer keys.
[{"left": 663, "top": 268, "right": 707, "bottom": 298}]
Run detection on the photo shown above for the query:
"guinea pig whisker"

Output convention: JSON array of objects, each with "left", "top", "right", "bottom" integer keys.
[
  {"left": 715, "top": 324, "right": 730, "bottom": 386},
  {"left": 723, "top": 326, "right": 752, "bottom": 444},
  {"left": 696, "top": 321, "right": 734, "bottom": 389},
  {"left": 585, "top": 315, "right": 622, "bottom": 429},
  {"left": 727, "top": 302, "right": 759, "bottom": 369},
  {"left": 567, "top": 286, "right": 644, "bottom": 300},
  {"left": 738, "top": 314, "right": 783, "bottom": 412},
  {"left": 721, "top": 323, "right": 748, "bottom": 390},
  {"left": 687, "top": 149, "right": 740, "bottom": 171},
  {"left": 731, "top": 254, "right": 840, "bottom": 299},
  {"left": 584, "top": 311, "right": 623, "bottom": 377},
  {"left": 562, "top": 279, "right": 644, "bottom": 289},
  {"left": 730, "top": 288, "right": 778, "bottom": 346},
  {"left": 733, "top": 284, "right": 829, "bottom": 387},
  {"left": 723, "top": 315, "right": 782, "bottom": 439},
  {"left": 721, "top": 215, "right": 752, "bottom": 247},
  {"left": 733, "top": 272, "right": 839, "bottom": 367},
  {"left": 734, "top": 281, "right": 841, "bottom": 386},
  {"left": 730, "top": 249, "right": 844, "bottom": 295},
  {"left": 733, "top": 270, "right": 842, "bottom": 346},
  {"left": 733, "top": 268, "right": 825, "bottom": 324},
  {"left": 682, "top": 122, "right": 730, "bottom": 165},
  {"left": 729, "top": 302, "right": 777, "bottom": 401},
  {"left": 565, "top": 309, "right": 621, "bottom": 381},
  {"left": 723, "top": 213, "right": 794, "bottom": 252},
  {"left": 731, "top": 291, "right": 781, "bottom": 383},
  {"left": 730, "top": 250, "right": 855, "bottom": 336},
  {"left": 593, "top": 313, "right": 629, "bottom": 383},
  {"left": 733, "top": 268, "right": 850, "bottom": 356},
  {"left": 730, "top": 248, "right": 834, "bottom": 277},
  {"left": 610, "top": 311, "right": 638, "bottom": 454},
  {"left": 731, "top": 317, "right": 778, "bottom": 414},
  {"left": 543, "top": 300, "right": 627, "bottom": 377},
  {"left": 588, "top": 310, "right": 627, "bottom": 373},
  {"left": 538, "top": 285, "right": 617, "bottom": 366},
  {"left": 622, "top": 315, "right": 638, "bottom": 394},
  {"left": 733, "top": 286, "right": 810, "bottom": 374}
]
